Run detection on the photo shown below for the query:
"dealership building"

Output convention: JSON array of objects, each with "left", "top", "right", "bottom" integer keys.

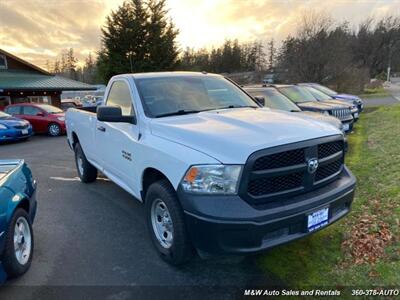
[{"left": 0, "top": 49, "right": 96, "bottom": 109}]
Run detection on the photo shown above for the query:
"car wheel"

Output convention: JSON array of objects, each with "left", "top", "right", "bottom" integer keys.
[
  {"left": 74, "top": 143, "right": 97, "bottom": 183},
  {"left": 48, "top": 123, "right": 61, "bottom": 136},
  {"left": 2, "top": 208, "right": 34, "bottom": 278},
  {"left": 145, "top": 179, "right": 193, "bottom": 265}
]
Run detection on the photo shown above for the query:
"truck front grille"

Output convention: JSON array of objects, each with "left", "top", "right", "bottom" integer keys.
[
  {"left": 248, "top": 172, "right": 304, "bottom": 196},
  {"left": 253, "top": 148, "right": 305, "bottom": 170},
  {"left": 315, "top": 159, "right": 342, "bottom": 182},
  {"left": 239, "top": 136, "right": 344, "bottom": 204},
  {"left": 332, "top": 108, "right": 352, "bottom": 121}
]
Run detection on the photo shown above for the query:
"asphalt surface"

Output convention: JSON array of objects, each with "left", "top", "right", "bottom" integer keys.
[
  {"left": 0, "top": 136, "right": 273, "bottom": 299},
  {"left": 363, "top": 81, "right": 400, "bottom": 106}
]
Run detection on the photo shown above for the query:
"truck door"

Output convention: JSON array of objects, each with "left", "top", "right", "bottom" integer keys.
[{"left": 95, "top": 79, "right": 140, "bottom": 195}]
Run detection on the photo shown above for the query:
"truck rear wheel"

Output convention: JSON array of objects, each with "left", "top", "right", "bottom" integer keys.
[
  {"left": 74, "top": 143, "right": 97, "bottom": 183},
  {"left": 145, "top": 179, "right": 193, "bottom": 265}
]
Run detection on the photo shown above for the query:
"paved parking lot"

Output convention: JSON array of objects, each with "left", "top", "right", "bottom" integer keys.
[{"left": 0, "top": 136, "right": 271, "bottom": 299}]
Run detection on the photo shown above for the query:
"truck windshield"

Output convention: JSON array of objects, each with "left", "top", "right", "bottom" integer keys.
[
  {"left": 249, "top": 89, "right": 301, "bottom": 112},
  {"left": 305, "top": 86, "right": 333, "bottom": 101},
  {"left": 278, "top": 86, "right": 317, "bottom": 103},
  {"left": 136, "top": 76, "right": 259, "bottom": 118},
  {"left": 312, "top": 84, "right": 338, "bottom": 96}
]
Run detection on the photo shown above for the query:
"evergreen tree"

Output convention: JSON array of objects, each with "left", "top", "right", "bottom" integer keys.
[{"left": 97, "top": 0, "right": 179, "bottom": 82}]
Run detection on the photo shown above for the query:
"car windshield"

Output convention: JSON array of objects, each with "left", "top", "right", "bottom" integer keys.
[
  {"left": 0, "top": 111, "right": 11, "bottom": 119},
  {"left": 249, "top": 89, "right": 301, "bottom": 112},
  {"left": 37, "top": 104, "right": 63, "bottom": 114},
  {"left": 312, "top": 84, "right": 338, "bottom": 96},
  {"left": 136, "top": 75, "right": 259, "bottom": 118},
  {"left": 278, "top": 86, "right": 317, "bottom": 103},
  {"left": 305, "top": 86, "right": 333, "bottom": 101}
]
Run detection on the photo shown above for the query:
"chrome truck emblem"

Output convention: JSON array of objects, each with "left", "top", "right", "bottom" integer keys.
[{"left": 307, "top": 158, "right": 319, "bottom": 174}]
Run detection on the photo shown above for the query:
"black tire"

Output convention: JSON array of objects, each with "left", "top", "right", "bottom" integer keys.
[
  {"left": 74, "top": 143, "right": 97, "bottom": 183},
  {"left": 145, "top": 179, "right": 193, "bottom": 265},
  {"left": 48, "top": 123, "right": 61, "bottom": 137},
  {"left": 2, "top": 209, "right": 34, "bottom": 278}
]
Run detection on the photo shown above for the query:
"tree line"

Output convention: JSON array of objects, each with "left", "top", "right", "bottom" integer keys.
[
  {"left": 46, "top": 48, "right": 97, "bottom": 84},
  {"left": 45, "top": 0, "right": 400, "bottom": 92},
  {"left": 277, "top": 12, "right": 400, "bottom": 92}
]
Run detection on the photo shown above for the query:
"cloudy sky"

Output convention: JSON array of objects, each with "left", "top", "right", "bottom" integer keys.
[{"left": 0, "top": 0, "right": 399, "bottom": 69}]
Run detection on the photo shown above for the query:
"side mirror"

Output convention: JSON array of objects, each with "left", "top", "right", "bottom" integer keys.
[
  {"left": 254, "top": 96, "right": 265, "bottom": 106},
  {"left": 97, "top": 106, "right": 136, "bottom": 124}
]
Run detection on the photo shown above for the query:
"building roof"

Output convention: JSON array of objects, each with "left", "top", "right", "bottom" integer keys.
[
  {"left": 0, "top": 70, "right": 96, "bottom": 91},
  {"left": 0, "top": 49, "right": 51, "bottom": 75}
]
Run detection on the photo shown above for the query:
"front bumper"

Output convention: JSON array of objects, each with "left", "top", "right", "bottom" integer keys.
[
  {"left": 180, "top": 166, "right": 356, "bottom": 255},
  {"left": 0, "top": 128, "right": 33, "bottom": 142},
  {"left": 342, "top": 119, "right": 354, "bottom": 133},
  {"left": 59, "top": 122, "right": 67, "bottom": 134}
]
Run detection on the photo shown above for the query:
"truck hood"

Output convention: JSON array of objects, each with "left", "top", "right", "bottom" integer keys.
[
  {"left": 297, "top": 101, "right": 348, "bottom": 111},
  {"left": 323, "top": 99, "right": 353, "bottom": 108},
  {"left": 150, "top": 108, "right": 341, "bottom": 164},
  {"left": 334, "top": 93, "right": 360, "bottom": 100},
  {"left": 295, "top": 111, "right": 342, "bottom": 129}
]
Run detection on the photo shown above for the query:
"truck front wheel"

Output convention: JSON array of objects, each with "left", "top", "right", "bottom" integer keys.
[
  {"left": 74, "top": 143, "right": 97, "bottom": 183},
  {"left": 145, "top": 179, "right": 193, "bottom": 265}
]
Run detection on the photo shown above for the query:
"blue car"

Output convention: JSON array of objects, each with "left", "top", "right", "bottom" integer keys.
[
  {"left": 0, "top": 111, "right": 33, "bottom": 143},
  {"left": 0, "top": 160, "right": 37, "bottom": 278},
  {"left": 298, "top": 83, "right": 364, "bottom": 113}
]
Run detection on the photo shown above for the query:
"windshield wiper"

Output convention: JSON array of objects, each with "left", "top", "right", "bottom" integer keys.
[
  {"left": 211, "top": 105, "right": 258, "bottom": 110},
  {"left": 155, "top": 109, "right": 201, "bottom": 118}
]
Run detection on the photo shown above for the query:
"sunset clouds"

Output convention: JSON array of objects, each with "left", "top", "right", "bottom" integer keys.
[{"left": 1, "top": 0, "right": 399, "bottom": 68}]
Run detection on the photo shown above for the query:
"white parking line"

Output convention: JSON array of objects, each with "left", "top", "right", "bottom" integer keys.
[
  {"left": 50, "top": 177, "right": 80, "bottom": 181},
  {"left": 50, "top": 176, "right": 110, "bottom": 181}
]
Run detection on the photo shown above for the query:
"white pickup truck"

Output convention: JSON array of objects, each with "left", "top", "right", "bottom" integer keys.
[{"left": 66, "top": 72, "right": 356, "bottom": 264}]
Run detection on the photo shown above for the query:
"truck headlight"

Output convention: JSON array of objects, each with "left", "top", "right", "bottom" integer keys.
[
  {"left": 57, "top": 117, "right": 65, "bottom": 121},
  {"left": 0, "top": 124, "right": 7, "bottom": 130},
  {"left": 181, "top": 165, "right": 242, "bottom": 194}
]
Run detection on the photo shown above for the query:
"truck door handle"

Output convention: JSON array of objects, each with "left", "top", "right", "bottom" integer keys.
[{"left": 97, "top": 126, "right": 106, "bottom": 132}]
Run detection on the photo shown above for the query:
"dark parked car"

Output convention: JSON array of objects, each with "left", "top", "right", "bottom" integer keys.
[
  {"left": 301, "top": 85, "right": 360, "bottom": 121},
  {"left": 61, "top": 99, "right": 83, "bottom": 111},
  {"left": 245, "top": 86, "right": 345, "bottom": 133},
  {"left": 271, "top": 85, "right": 354, "bottom": 132},
  {"left": 0, "top": 160, "right": 37, "bottom": 278},
  {"left": 298, "top": 83, "right": 364, "bottom": 113},
  {"left": 4, "top": 103, "right": 66, "bottom": 136},
  {"left": 0, "top": 111, "right": 33, "bottom": 142}
]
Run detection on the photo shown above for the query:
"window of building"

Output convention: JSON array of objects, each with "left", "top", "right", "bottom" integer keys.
[
  {"left": 0, "top": 96, "right": 11, "bottom": 109},
  {"left": 0, "top": 55, "right": 7, "bottom": 69}
]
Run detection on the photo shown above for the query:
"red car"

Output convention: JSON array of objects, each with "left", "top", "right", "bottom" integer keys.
[{"left": 4, "top": 103, "right": 66, "bottom": 136}]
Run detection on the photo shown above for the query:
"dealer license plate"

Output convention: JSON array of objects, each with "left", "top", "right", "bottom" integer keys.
[
  {"left": 307, "top": 207, "right": 329, "bottom": 232},
  {"left": 21, "top": 129, "right": 29, "bottom": 135},
  {"left": 343, "top": 123, "right": 349, "bottom": 131}
]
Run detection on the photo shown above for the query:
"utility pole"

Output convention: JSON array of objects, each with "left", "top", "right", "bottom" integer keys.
[{"left": 387, "top": 44, "right": 392, "bottom": 82}]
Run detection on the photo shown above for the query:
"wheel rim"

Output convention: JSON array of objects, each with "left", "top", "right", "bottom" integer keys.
[
  {"left": 151, "top": 199, "right": 174, "bottom": 249},
  {"left": 49, "top": 124, "right": 60, "bottom": 136},
  {"left": 13, "top": 217, "right": 32, "bottom": 265},
  {"left": 77, "top": 156, "right": 84, "bottom": 176}
]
